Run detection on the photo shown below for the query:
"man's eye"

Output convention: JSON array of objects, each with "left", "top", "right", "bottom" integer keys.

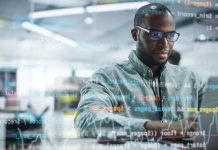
[
  {"left": 168, "top": 33, "right": 175, "bottom": 38},
  {"left": 150, "top": 32, "right": 163, "bottom": 40},
  {"left": 151, "top": 32, "right": 162, "bottom": 38}
]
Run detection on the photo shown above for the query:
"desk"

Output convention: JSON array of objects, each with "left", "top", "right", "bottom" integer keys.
[
  {"left": 0, "top": 112, "right": 180, "bottom": 150},
  {"left": 31, "top": 112, "right": 179, "bottom": 150},
  {"left": 30, "top": 138, "right": 180, "bottom": 150}
]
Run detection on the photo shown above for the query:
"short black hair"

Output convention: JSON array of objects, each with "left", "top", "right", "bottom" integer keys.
[{"left": 134, "top": 3, "right": 174, "bottom": 27}]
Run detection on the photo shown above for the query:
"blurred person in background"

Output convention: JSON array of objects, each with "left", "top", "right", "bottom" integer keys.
[{"left": 168, "top": 49, "right": 181, "bottom": 65}]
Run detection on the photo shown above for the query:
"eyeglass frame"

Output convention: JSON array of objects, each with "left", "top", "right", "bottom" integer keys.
[{"left": 135, "top": 25, "right": 180, "bottom": 42}]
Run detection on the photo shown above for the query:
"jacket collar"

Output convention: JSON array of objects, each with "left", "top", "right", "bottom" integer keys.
[{"left": 128, "top": 50, "right": 178, "bottom": 90}]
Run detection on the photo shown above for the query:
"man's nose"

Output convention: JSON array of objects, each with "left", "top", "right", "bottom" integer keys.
[{"left": 159, "top": 36, "right": 168, "bottom": 48}]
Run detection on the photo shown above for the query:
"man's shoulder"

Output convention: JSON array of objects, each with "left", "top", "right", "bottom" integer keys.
[
  {"left": 94, "top": 60, "right": 132, "bottom": 76},
  {"left": 166, "top": 63, "right": 199, "bottom": 80},
  {"left": 166, "top": 63, "right": 205, "bottom": 92},
  {"left": 167, "top": 63, "right": 192, "bottom": 72}
]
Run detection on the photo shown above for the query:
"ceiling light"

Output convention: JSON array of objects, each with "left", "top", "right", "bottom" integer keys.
[
  {"left": 28, "top": 1, "right": 150, "bottom": 19},
  {"left": 84, "top": 17, "right": 94, "bottom": 24},
  {"left": 86, "top": 1, "right": 150, "bottom": 13},
  {"left": 29, "top": 7, "right": 85, "bottom": 19},
  {"left": 22, "top": 22, "right": 77, "bottom": 47}
]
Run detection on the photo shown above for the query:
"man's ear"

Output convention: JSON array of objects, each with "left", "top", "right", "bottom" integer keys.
[{"left": 131, "top": 28, "right": 137, "bottom": 41}]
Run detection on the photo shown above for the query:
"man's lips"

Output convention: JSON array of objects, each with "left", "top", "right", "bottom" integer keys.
[
  {"left": 152, "top": 50, "right": 168, "bottom": 54},
  {"left": 152, "top": 51, "right": 168, "bottom": 59}
]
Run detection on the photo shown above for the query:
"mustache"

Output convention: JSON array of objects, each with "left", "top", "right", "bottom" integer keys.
[{"left": 152, "top": 49, "right": 168, "bottom": 54}]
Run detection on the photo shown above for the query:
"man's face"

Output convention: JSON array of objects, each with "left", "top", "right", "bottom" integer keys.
[{"left": 134, "top": 14, "right": 175, "bottom": 66}]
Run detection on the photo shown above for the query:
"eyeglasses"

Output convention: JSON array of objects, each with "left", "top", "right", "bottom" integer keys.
[{"left": 136, "top": 26, "right": 180, "bottom": 42}]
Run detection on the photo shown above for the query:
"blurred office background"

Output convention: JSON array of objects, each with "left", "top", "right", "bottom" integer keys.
[{"left": 0, "top": 0, "right": 218, "bottom": 149}]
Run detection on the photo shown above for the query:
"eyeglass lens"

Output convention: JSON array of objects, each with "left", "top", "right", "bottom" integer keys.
[{"left": 150, "top": 31, "right": 179, "bottom": 41}]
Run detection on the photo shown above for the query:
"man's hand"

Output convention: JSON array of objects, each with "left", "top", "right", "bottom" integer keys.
[
  {"left": 144, "top": 116, "right": 198, "bottom": 136},
  {"left": 168, "top": 116, "right": 198, "bottom": 135}
]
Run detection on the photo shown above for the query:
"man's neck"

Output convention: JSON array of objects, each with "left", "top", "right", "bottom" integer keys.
[
  {"left": 149, "top": 65, "right": 161, "bottom": 77},
  {"left": 143, "top": 60, "right": 164, "bottom": 77}
]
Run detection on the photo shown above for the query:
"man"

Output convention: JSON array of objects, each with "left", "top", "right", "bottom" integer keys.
[{"left": 74, "top": 3, "right": 205, "bottom": 139}]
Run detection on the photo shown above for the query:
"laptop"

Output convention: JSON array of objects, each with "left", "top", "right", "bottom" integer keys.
[
  {"left": 93, "top": 77, "right": 218, "bottom": 149},
  {"left": 159, "top": 76, "right": 218, "bottom": 149},
  {"left": 192, "top": 76, "right": 218, "bottom": 149}
]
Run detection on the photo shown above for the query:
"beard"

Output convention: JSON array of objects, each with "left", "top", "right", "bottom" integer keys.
[
  {"left": 150, "top": 54, "right": 168, "bottom": 66},
  {"left": 136, "top": 42, "right": 171, "bottom": 67},
  {"left": 137, "top": 48, "right": 168, "bottom": 67}
]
